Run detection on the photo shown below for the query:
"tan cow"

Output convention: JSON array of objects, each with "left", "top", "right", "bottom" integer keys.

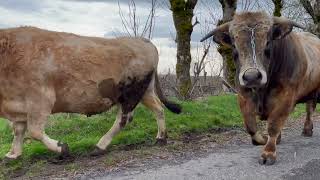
[
  {"left": 201, "top": 11, "right": 320, "bottom": 165},
  {"left": 0, "top": 26, "right": 181, "bottom": 160}
]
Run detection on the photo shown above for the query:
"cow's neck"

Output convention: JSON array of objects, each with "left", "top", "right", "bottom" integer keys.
[
  {"left": 267, "top": 34, "right": 299, "bottom": 89},
  {"left": 247, "top": 34, "right": 299, "bottom": 119}
]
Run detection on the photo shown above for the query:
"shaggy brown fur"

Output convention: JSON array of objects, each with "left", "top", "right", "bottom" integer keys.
[{"left": 202, "top": 11, "right": 320, "bottom": 165}]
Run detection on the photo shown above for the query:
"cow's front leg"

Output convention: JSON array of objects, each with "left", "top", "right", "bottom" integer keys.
[
  {"left": 302, "top": 100, "right": 316, "bottom": 137},
  {"left": 91, "top": 106, "right": 133, "bottom": 156},
  {"left": 5, "top": 122, "right": 27, "bottom": 159},
  {"left": 27, "top": 113, "right": 70, "bottom": 158},
  {"left": 259, "top": 93, "right": 293, "bottom": 165},
  {"left": 238, "top": 94, "right": 267, "bottom": 145}
]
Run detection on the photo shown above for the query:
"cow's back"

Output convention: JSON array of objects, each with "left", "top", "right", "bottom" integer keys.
[{"left": 0, "top": 27, "right": 158, "bottom": 116}]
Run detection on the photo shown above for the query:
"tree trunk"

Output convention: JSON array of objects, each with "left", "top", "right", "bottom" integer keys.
[
  {"left": 312, "top": 0, "right": 320, "bottom": 38},
  {"left": 218, "top": 0, "right": 237, "bottom": 88},
  {"left": 170, "top": 0, "right": 198, "bottom": 99},
  {"left": 272, "top": 0, "right": 283, "bottom": 17}
]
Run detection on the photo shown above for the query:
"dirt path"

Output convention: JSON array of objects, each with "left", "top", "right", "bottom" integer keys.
[
  {"left": 96, "top": 116, "right": 320, "bottom": 180},
  {"left": 12, "top": 115, "right": 320, "bottom": 180}
]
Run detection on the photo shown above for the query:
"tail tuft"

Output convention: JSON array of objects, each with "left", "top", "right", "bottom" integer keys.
[
  {"left": 155, "top": 73, "right": 182, "bottom": 114},
  {"left": 164, "top": 102, "right": 182, "bottom": 114}
]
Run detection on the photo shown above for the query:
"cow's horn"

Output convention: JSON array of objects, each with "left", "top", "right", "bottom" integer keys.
[
  {"left": 200, "top": 22, "right": 230, "bottom": 42},
  {"left": 200, "top": 30, "right": 215, "bottom": 42},
  {"left": 273, "top": 17, "right": 305, "bottom": 29}
]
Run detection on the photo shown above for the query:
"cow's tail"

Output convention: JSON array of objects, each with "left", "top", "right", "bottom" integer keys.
[{"left": 154, "top": 73, "right": 182, "bottom": 114}]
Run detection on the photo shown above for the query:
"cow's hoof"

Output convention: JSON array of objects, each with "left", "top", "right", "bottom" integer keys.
[
  {"left": 89, "top": 146, "right": 107, "bottom": 157},
  {"left": 58, "top": 142, "right": 70, "bottom": 158},
  {"left": 302, "top": 129, "right": 313, "bottom": 137},
  {"left": 155, "top": 138, "right": 167, "bottom": 146},
  {"left": 251, "top": 137, "right": 267, "bottom": 146},
  {"left": 259, "top": 157, "right": 276, "bottom": 165},
  {"left": 251, "top": 133, "right": 267, "bottom": 146},
  {"left": 259, "top": 153, "right": 276, "bottom": 166},
  {"left": 252, "top": 139, "right": 263, "bottom": 146}
]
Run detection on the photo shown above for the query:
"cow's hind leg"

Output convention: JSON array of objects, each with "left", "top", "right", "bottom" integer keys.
[
  {"left": 5, "top": 122, "right": 27, "bottom": 159},
  {"left": 91, "top": 106, "right": 133, "bottom": 156},
  {"left": 92, "top": 71, "right": 154, "bottom": 156},
  {"left": 142, "top": 91, "right": 167, "bottom": 145},
  {"left": 27, "top": 113, "right": 70, "bottom": 159},
  {"left": 302, "top": 100, "right": 316, "bottom": 137}
]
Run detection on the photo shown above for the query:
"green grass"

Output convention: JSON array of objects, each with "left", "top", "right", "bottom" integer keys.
[
  {"left": 0, "top": 95, "right": 244, "bottom": 160},
  {"left": 0, "top": 95, "right": 310, "bottom": 171},
  {"left": 0, "top": 96, "right": 242, "bottom": 157}
]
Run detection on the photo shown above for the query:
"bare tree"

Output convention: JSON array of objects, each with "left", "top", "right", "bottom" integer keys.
[
  {"left": 118, "top": 0, "right": 158, "bottom": 39},
  {"left": 299, "top": 0, "right": 320, "bottom": 37},
  {"left": 189, "top": 41, "right": 211, "bottom": 96}
]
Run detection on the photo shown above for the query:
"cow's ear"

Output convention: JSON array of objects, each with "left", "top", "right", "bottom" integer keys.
[
  {"left": 272, "top": 17, "right": 305, "bottom": 40},
  {"left": 200, "top": 22, "right": 232, "bottom": 47},
  {"left": 271, "top": 23, "right": 293, "bottom": 40}
]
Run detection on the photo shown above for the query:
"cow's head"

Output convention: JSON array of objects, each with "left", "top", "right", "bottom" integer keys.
[{"left": 201, "top": 12, "right": 304, "bottom": 88}]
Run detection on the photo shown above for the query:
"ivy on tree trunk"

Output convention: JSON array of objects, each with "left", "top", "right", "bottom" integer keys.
[{"left": 169, "top": 0, "right": 198, "bottom": 99}]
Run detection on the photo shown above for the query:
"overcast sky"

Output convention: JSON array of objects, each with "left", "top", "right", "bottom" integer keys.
[{"left": 0, "top": 0, "right": 278, "bottom": 74}]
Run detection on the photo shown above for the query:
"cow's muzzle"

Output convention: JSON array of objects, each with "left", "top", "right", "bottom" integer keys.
[{"left": 239, "top": 68, "right": 267, "bottom": 88}]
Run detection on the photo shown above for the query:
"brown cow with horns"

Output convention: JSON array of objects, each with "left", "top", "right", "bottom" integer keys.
[
  {"left": 201, "top": 11, "right": 320, "bottom": 165},
  {"left": 0, "top": 26, "right": 181, "bottom": 160}
]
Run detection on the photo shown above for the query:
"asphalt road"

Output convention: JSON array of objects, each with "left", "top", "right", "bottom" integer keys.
[{"left": 99, "top": 121, "right": 320, "bottom": 180}]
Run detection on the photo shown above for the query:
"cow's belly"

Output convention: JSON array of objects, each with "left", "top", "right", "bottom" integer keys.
[{"left": 52, "top": 81, "right": 113, "bottom": 116}]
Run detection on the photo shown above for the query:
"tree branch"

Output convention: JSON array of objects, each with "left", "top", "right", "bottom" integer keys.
[{"left": 299, "top": 0, "right": 316, "bottom": 22}]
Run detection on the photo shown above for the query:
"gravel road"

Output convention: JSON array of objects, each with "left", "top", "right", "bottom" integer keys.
[{"left": 98, "top": 120, "right": 320, "bottom": 180}]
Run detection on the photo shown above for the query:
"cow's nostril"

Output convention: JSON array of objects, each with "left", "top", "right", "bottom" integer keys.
[
  {"left": 243, "top": 69, "right": 262, "bottom": 82},
  {"left": 257, "top": 71, "right": 262, "bottom": 80}
]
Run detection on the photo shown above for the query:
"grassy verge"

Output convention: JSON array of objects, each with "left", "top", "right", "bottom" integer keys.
[{"left": 0, "top": 95, "right": 309, "bottom": 177}]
